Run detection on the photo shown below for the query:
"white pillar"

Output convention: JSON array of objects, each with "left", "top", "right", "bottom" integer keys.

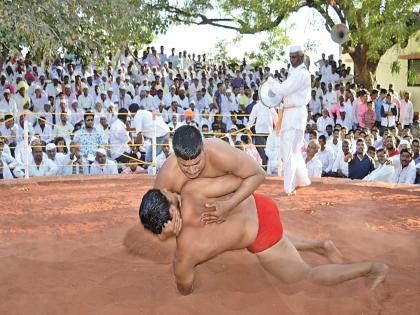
[
  {"left": 151, "top": 112, "right": 157, "bottom": 175},
  {"left": 23, "top": 110, "right": 30, "bottom": 179}
]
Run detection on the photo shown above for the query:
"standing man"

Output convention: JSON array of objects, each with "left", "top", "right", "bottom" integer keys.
[{"left": 270, "top": 45, "right": 311, "bottom": 195}]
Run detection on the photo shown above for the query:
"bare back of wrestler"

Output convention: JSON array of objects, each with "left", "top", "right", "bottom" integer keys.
[{"left": 140, "top": 175, "right": 388, "bottom": 296}]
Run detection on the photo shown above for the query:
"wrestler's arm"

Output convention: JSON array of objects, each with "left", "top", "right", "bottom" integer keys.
[
  {"left": 203, "top": 139, "right": 265, "bottom": 219},
  {"left": 173, "top": 254, "right": 195, "bottom": 295},
  {"left": 153, "top": 155, "right": 181, "bottom": 192},
  {"left": 182, "top": 175, "right": 242, "bottom": 199}
]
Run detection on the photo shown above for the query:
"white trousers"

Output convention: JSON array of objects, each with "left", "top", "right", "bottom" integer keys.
[{"left": 279, "top": 128, "right": 311, "bottom": 193}]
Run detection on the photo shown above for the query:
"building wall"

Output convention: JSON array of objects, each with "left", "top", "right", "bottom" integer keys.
[{"left": 341, "top": 31, "right": 420, "bottom": 113}]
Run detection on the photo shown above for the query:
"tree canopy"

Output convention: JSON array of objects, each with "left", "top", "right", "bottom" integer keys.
[
  {"left": 157, "top": 0, "right": 420, "bottom": 88},
  {"left": 0, "top": 0, "right": 166, "bottom": 65}
]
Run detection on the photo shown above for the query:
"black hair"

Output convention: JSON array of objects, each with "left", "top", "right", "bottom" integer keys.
[
  {"left": 400, "top": 148, "right": 413, "bottom": 158},
  {"left": 118, "top": 108, "right": 128, "bottom": 121},
  {"left": 318, "top": 135, "right": 326, "bottom": 142},
  {"left": 172, "top": 125, "right": 203, "bottom": 160},
  {"left": 139, "top": 189, "right": 171, "bottom": 235},
  {"left": 84, "top": 111, "right": 94, "bottom": 121}
]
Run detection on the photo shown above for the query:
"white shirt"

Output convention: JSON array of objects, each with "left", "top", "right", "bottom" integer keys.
[
  {"left": 90, "top": 159, "right": 118, "bottom": 175},
  {"left": 304, "top": 153, "right": 323, "bottom": 177},
  {"left": 327, "top": 139, "right": 342, "bottom": 159},
  {"left": 1, "top": 152, "right": 24, "bottom": 179},
  {"left": 323, "top": 91, "right": 338, "bottom": 110},
  {"left": 363, "top": 163, "right": 394, "bottom": 183},
  {"left": 331, "top": 151, "right": 349, "bottom": 177},
  {"left": 399, "top": 100, "right": 414, "bottom": 126},
  {"left": 392, "top": 163, "right": 416, "bottom": 184},
  {"left": 109, "top": 119, "right": 130, "bottom": 159},
  {"left": 317, "top": 147, "right": 335, "bottom": 173},
  {"left": 270, "top": 63, "right": 311, "bottom": 131},
  {"left": 78, "top": 93, "right": 95, "bottom": 111},
  {"left": 246, "top": 101, "right": 277, "bottom": 134},
  {"left": 316, "top": 116, "right": 334, "bottom": 136},
  {"left": 0, "top": 98, "right": 18, "bottom": 118},
  {"left": 29, "top": 154, "right": 58, "bottom": 177},
  {"left": 133, "top": 109, "right": 170, "bottom": 138}
]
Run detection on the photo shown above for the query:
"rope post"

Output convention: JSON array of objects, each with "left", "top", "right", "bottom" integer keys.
[
  {"left": 23, "top": 110, "right": 30, "bottom": 179},
  {"left": 151, "top": 111, "right": 157, "bottom": 175}
]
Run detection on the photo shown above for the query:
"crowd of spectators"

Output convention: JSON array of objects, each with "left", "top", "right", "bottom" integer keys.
[{"left": 0, "top": 46, "right": 418, "bottom": 184}]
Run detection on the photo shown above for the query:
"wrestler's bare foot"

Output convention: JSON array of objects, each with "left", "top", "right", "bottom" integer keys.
[
  {"left": 323, "top": 240, "right": 345, "bottom": 264},
  {"left": 365, "top": 262, "right": 389, "bottom": 291}
]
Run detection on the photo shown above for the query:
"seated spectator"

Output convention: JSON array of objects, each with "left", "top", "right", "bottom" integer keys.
[
  {"left": 89, "top": 148, "right": 118, "bottom": 175},
  {"left": 363, "top": 149, "right": 394, "bottom": 183},
  {"left": 304, "top": 140, "right": 323, "bottom": 178},
  {"left": 345, "top": 138, "right": 375, "bottom": 180},
  {"left": 122, "top": 153, "right": 147, "bottom": 174},
  {"left": 28, "top": 139, "right": 58, "bottom": 177},
  {"left": 331, "top": 139, "right": 351, "bottom": 178},
  {"left": 0, "top": 136, "right": 23, "bottom": 179},
  {"left": 392, "top": 148, "right": 416, "bottom": 184},
  {"left": 317, "top": 135, "right": 334, "bottom": 176},
  {"left": 241, "top": 134, "right": 262, "bottom": 165}
]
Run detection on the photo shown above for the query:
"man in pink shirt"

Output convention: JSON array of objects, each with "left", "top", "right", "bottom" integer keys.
[
  {"left": 329, "top": 95, "right": 345, "bottom": 122},
  {"left": 354, "top": 90, "right": 368, "bottom": 128},
  {"left": 122, "top": 154, "right": 147, "bottom": 174}
]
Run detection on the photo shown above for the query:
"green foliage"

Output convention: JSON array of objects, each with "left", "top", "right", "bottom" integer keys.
[
  {"left": 390, "top": 60, "right": 401, "bottom": 74},
  {"left": 0, "top": 0, "right": 167, "bottom": 65},
  {"left": 244, "top": 26, "right": 291, "bottom": 67}
]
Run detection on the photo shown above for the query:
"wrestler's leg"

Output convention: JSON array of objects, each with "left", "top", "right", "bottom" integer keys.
[
  {"left": 256, "top": 237, "right": 388, "bottom": 290},
  {"left": 285, "top": 234, "right": 345, "bottom": 264}
]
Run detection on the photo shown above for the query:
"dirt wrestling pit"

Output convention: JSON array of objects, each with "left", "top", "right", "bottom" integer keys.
[{"left": 0, "top": 175, "right": 419, "bottom": 315}]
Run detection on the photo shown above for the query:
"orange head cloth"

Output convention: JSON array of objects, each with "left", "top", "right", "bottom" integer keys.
[
  {"left": 184, "top": 111, "right": 195, "bottom": 121},
  {"left": 274, "top": 109, "right": 283, "bottom": 135}
]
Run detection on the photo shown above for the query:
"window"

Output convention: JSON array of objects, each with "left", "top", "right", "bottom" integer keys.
[{"left": 407, "top": 59, "right": 420, "bottom": 87}]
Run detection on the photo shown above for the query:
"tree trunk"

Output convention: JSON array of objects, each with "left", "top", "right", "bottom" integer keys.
[
  {"left": 349, "top": 45, "right": 379, "bottom": 91},
  {"left": 0, "top": 49, "right": 9, "bottom": 72}
]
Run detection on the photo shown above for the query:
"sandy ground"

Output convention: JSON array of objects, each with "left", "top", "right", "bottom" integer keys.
[{"left": 0, "top": 175, "right": 419, "bottom": 315}]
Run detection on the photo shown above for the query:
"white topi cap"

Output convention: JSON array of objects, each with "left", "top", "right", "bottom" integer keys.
[
  {"left": 96, "top": 148, "right": 107, "bottom": 155},
  {"left": 289, "top": 45, "right": 304, "bottom": 54},
  {"left": 46, "top": 143, "right": 56, "bottom": 151}
]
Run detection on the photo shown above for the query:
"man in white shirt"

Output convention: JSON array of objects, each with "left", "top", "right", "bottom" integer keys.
[
  {"left": 399, "top": 92, "right": 414, "bottom": 129},
  {"left": 246, "top": 100, "right": 278, "bottom": 168},
  {"left": 132, "top": 105, "right": 170, "bottom": 164},
  {"left": 304, "top": 140, "right": 323, "bottom": 177},
  {"left": 363, "top": 148, "right": 394, "bottom": 183},
  {"left": 327, "top": 129, "right": 342, "bottom": 158},
  {"left": 392, "top": 148, "right": 416, "bottom": 184},
  {"left": 78, "top": 84, "right": 95, "bottom": 111},
  {"left": 317, "top": 135, "right": 335, "bottom": 176},
  {"left": 331, "top": 139, "right": 351, "bottom": 178},
  {"left": 0, "top": 136, "right": 24, "bottom": 179},
  {"left": 270, "top": 45, "right": 311, "bottom": 195},
  {"left": 109, "top": 108, "right": 131, "bottom": 168},
  {"left": 28, "top": 139, "right": 58, "bottom": 177},
  {"left": 0, "top": 89, "right": 18, "bottom": 119},
  {"left": 316, "top": 109, "right": 334, "bottom": 136},
  {"left": 89, "top": 148, "right": 118, "bottom": 175},
  {"left": 323, "top": 83, "right": 337, "bottom": 110}
]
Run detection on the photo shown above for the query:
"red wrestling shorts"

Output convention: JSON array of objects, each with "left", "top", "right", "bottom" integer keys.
[{"left": 247, "top": 194, "right": 283, "bottom": 254}]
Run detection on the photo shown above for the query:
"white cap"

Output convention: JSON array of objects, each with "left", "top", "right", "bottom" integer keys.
[
  {"left": 72, "top": 99, "right": 78, "bottom": 104},
  {"left": 399, "top": 140, "right": 411, "bottom": 148},
  {"left": 289, "top": 45, "right": 304, "bottom": 54},
  {"left": 34, "top": 85, "right": 42, "bottom": 90},
  {"left": 96, "top": 148, "right": 107, "bottom": 155},
  {"left": 107, "top": 87, "right": 113, "bottom": 92},
  {"left": 3, "top": 89, "right": 10, "bottom": 94},
  {"left": 46, "top": 143, "right": 56, "bottom": 151},
  {"left": 119, "top": 84, "right": 126, "bottom": 90}
]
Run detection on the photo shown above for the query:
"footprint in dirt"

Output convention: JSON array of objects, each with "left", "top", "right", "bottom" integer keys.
[{"left": 123, "top": 225, "right": 175, "bottom": 264}]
